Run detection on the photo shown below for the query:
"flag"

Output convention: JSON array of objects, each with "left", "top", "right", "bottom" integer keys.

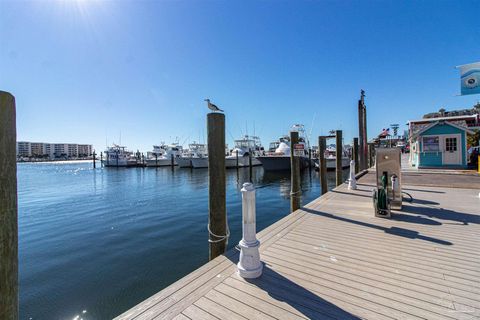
[{"left": 457, "top": 62, "right": 480, "bottom": 96}]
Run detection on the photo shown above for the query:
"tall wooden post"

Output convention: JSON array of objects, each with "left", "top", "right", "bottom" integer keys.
[
  {"left": 207, "top": 113, "right": 227, "bottom": 260},
  {"left": 308, "top": 148, "right": 312, "bottom": 169},
  {"left": 318, "top": 136, "right": 328, "bottom": 195},
  {"left": 100, "top": 152, "right": 103, "bottom": 167},
  {"left": 170, "top": 153, "right": 174, "bottom": 169},
  {"left": 353, "top": 137, "right": 359, "bottom": 174},
  {"left": 290, "top": 131, "right": 301, "bottom": 212},
  {"left": 363, "top": 101, "right": 368, "bottom": 167},
  {"left": 368, "top": 143, "right": 374, "bottom": 168},
  {"left": 0, "top": 91, "right": 18, "bottom": 319},
  {"left": 335, "top": 130, "right": 343, "bottom": 186},
  {"left": 93, "top": 150, "right": 96, "bottom": 168},
  {"left": 358, "top": 91, "right": 366, "bottom": 171},
  {"left": 155, "top": 153, "right": 158, "bottom": 167},
  {"left": 235, "top": 150, "right": 239, "bottom": 169}
]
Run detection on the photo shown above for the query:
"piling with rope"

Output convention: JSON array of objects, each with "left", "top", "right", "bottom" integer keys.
[
  {"left": 318, "top": 136, "right": 328, "bottom": 195},
  {"left": 335, "top": 130, "right": 343, "bottom": 186},
  {"left": 0, "top": 91, "right": 18, "bottom": 319},
  {"left": 207, "top": 112, "right": 228, "bottom": 260},
  {"left": 290, "top": 130, "right": 301, "bottom": 212}
]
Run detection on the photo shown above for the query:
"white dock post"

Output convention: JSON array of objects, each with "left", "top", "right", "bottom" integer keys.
[
  {"left": 237, "top": 182, "right": 262, "bottom": 278},
  {"left": 348, "top": 160, "right": 357, "bottom": 190}
]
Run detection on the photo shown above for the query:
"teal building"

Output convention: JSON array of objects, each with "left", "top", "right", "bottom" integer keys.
[{"left": 409, "top": 120, "right": 474, "bottom": 169}]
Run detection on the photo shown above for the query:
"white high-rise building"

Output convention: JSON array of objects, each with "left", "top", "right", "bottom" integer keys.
[{"left": 16, "top": 141, "right": 93, "bottom": 159}]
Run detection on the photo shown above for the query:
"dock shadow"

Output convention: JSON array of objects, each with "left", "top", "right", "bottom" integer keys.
[
  {"left": 403, "top": 187, "right": 445, "bottom": 194},
  {"left": 237, "top": 263, "right": 360, "bottom": 319},
  {"left": 390, "top": 213, "right": 442, "bottom": 225},
  {"left": 300, "top": 207, "right": 452, "bottom": 246},
  {"left": 401, "top": 204, "right": 480, "bottom": 225}
]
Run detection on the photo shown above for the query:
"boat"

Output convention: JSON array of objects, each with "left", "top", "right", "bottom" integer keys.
[
  {"left": 177, "top": 142, "right": 207, "bottom": 168},
  {"left": 145, "top": 143, "right": 183, "bottom": 167},
  {"left": 104, "top": 144, "right": 134, "bottom": 167},
  {"left": 314, "top": 145, "right": 351, "bottom": 170},
  {"left": 225, "top": 135, "right": 264, "bottom": 168},
  {"left": 191, "top": 144, "right": 229, "bottom": 169},
  {"left": 257, "top": 124, "right": 313, "bottom": 171}
]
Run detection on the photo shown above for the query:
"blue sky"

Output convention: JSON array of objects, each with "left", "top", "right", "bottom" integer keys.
[{"left": 1, "top": 0, "right": 479, "bottom": 152}]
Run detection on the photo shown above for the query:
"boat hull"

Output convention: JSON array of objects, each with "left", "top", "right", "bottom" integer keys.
[
  {"left": 176, "top": 157, "right": 193, "bottom": 168},
  {"left": 145, "top": 158, "right": 176, "bottom": 167},
  {"left": 257, "top": 155, "right": 312, "bottom": 171},
  {"left": 314, "top": 157, "right": 351, "bottom": 170}
]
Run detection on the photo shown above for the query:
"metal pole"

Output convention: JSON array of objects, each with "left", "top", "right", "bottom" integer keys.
[
  {"left": 318, "top": 136, "right": 328, "bottom": 195},
  {"left": 336, "top": 130, "right": 343, "bottom": 187},
  {"left": 290, "top": 130, "right": 301, "bottom": 212},
  {"left": 353, "top": 137, "right": 359, "bottom": 174},
  {"left": 0, "top": 91, "right": 18, "bottom": 319},
  {"left": 207, "top": 113, "right": 227, "bottom": 260}
]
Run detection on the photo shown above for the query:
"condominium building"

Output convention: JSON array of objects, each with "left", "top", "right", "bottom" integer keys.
[{"left": 16, "top": 141, "right": 93, "bottom": 159}]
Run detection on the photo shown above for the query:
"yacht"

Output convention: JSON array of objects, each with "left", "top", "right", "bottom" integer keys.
[
  {"left": 225, "top": 135, "right": 264, "bottom": 168},
  {"left": 104, "top": 144, "right": 133, "bottom": 167},
  {"left": 257, "top": 124, "right": 312, "bottom": 171},
  {"left": 145, "top": 143, "right": 183, "bottom": 167},
  {"left": 315, "top": 144, "right": 351, "bottom": 170},
  {"left": 191, "top": 144, "right": 229, "bottom": 169},
  {"left": 177, "top": 142, "right": 207, "bottom": 168}
]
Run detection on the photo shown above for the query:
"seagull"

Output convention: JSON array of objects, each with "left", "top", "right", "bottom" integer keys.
[{"left": 204, "top": 99, "right": 224, "bottom": 112}]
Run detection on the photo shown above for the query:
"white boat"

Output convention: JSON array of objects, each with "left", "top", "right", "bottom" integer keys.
[
  {"left": 257, "top": 124, "right": 313, "bottom": 171},
  {"left": 177, "top": 142, "right": 207, "bottom": 168},
  {"left": 145, "top": 143, "right": 183, "bottom": 167},
  {"left": 225, "top": 135, "right": 264, "bottom": 168},
  {"left": 191, "top": 144, "right": 229, "bottom": 169},
  {"left": 315, "top": 145, "right": 351, "bottom": 170},
  {"left": 104, "top": 144, "right": 132, "bottom": 167}
]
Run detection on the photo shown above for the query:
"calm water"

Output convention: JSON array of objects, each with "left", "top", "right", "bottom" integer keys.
[{"left": 18, "top": 162, "right": 347, "bottom": 320}]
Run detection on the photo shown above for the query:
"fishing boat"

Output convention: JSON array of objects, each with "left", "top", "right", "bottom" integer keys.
[
  {"left": 257, "top": 124, "right": 312, "bottom": 171},
  {"left": 145, "top": 143, "right": 183, "bottom": 167},
  {"left": 225, "top": 135, "right": 264, "bottom": 168},
  {"left": 191, "top": 144, "right": 229, "bottom": 169},
  {"left": 104, "top": 144, "right": 133, "bottom": 167},
  {"left": 314, "top": 145, "right": 351, "bottom": 170},
  {"left": 177, "top": 142, "right": 207, "bottom": 168}
]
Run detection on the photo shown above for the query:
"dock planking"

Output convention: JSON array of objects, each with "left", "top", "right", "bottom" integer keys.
[{"left": 115, "top": 169, "right": 480, "bottom": 320}]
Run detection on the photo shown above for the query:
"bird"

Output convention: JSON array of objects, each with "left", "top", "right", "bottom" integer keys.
[{"left": 204, "top": 99, "right": 224, "bottom": 112}]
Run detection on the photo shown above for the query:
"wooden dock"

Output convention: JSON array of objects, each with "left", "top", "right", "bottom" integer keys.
[{"left": 115, "top": 169, "right": 480, "bottom": 320}]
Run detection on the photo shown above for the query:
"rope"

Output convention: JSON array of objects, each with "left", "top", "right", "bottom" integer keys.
[
  {"left": 207, "top": 222, "right": 230, "bottom": 244},
  {"left": 402, "top": 191, "right": 413, "bottom": 203}
]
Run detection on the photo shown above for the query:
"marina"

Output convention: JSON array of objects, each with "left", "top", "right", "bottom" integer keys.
[{"left": 1, "top": 2, "right": 479, "bottom": 320}]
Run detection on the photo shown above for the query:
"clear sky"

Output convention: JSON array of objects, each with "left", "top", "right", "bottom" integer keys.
[{"left": 1, "top": 0, "right": 479, "bottom": 152}]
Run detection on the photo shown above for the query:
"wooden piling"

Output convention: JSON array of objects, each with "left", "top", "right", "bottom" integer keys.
[
  {"left": 93, "top": 150, "right": 96, "bottom": 168},
  {"left": 171, "top": 153, "right": 174, "bottom": 169},
  {"left": 235, "top": 150, "right": 239, "bottom": 169},
  {"left": 358, "top": 93, "right": 366, "bottom": 171},
  {"left": 368, "top": 143, "right": 374, "bottom": 168},
  {"left": 100, "top": 152, "right": 103, "bottom": 167},
  {"left": 0, "top": 91, "right": 18, "bottom": 319},
  {"left": 290, "top": 130, "right": 301, "bottom": 212},
  {"left": 207, "top": 113, "right": 227, "bottom": 260},
  {"left": 318, "top": 136, "right": 328, "bottom": 195},
  {"left": 155, "top": 153, "right": 158, "bottom": 167},
  {"left": 308, "top": 148, "right": 312, "bottom": 169},
  {"left": 353, "top": 137, "right": 359, "bottom": 174},
  {"left": 335, "top": 130, "right": 343, "bottom": 187}
]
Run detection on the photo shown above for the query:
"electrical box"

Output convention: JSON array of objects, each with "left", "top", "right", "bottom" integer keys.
[{"left": 375, "top": 148, "right": 402, "bottom": 211}]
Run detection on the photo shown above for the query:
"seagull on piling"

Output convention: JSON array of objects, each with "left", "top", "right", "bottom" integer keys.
[{"left": 204, "top": 99, "right": 224, "bottom": 112}]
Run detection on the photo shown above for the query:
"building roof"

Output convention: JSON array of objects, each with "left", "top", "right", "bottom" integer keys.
[
  {"left": 407, "top": 114, "right": 478, "bottom": 125},
  {"left": 410, "top": 121, "right": 475, "bottom": 140}
]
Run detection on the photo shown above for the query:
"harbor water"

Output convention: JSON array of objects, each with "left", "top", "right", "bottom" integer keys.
[{"left": 18, "top": 162, "right": 348, "bottom": 319}]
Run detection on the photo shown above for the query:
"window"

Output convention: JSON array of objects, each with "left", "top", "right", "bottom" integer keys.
[
  {"left": 422, "top": 136, "right": 439, "bottom": 151},
  {"left": 445, "top": 137, "right": 457, "bottom": 152}
]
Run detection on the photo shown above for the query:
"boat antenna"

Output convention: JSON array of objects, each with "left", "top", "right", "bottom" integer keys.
[{"left": 308, "top": 112, "right": 316, "bottom": 147}]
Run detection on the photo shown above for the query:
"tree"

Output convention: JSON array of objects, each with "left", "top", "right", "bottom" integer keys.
[{"left": 467, "top": 129, "right": 480, "bottom": 148}]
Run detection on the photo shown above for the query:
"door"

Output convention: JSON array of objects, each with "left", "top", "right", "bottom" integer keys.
[{"left": 442, "top": 134, "right": 461, "bottom": 165}]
